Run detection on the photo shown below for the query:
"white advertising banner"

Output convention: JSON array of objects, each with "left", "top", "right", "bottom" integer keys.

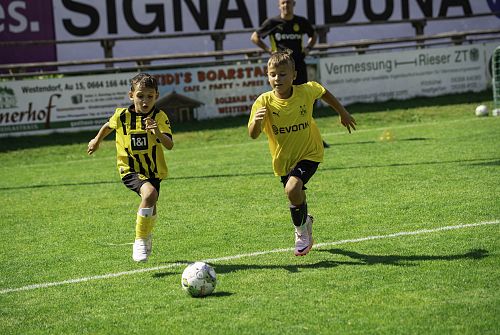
[
  {"left": 1, "top": 43, "right": 496, "bottom": 137},
  {"left": 320, "top": 44, "right": 490, "bottom": 105},
  {"left": 50, "top": 0, "right": 500, "bottom": 63},
  {"left": 152, "top": 63, "right": 268, "bottom": 120},
  {"left": 0, "top": 63, "right": 270, "bottom": 136},
  {"left": 0, "top": 73, "right": 132, "bottom": 136},
  {"left": 2, "top": 0, "right": 499, "bottom": 67}
]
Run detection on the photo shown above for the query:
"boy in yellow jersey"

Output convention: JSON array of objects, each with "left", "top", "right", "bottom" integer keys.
[
  {"left": 248, "top": 51, "right": 356, "bottom": 256},
  {"left": 87, "top": 73, "right": 174, "bottom": 262}
]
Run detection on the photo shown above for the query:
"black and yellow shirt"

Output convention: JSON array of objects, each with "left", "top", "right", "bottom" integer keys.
[
  {"left": 249, "top": 81, "right": 326, "bottom": 176},
  {"left": 109, "top": 105, "right": 172, "bottom": 180},
  {"left": 255, "top": 15, "right": 315, "bottom": 66}
]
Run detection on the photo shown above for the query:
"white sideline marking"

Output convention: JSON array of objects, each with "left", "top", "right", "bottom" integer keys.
[
  {"left": 102, "top": 242, "right": 134, "bottom": 246},
  {"left": 1, "top": 220, "right": 498, "bottom": 295}
]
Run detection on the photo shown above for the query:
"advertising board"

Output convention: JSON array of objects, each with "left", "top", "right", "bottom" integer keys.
[
  {"left": 1, "top": 43, "right": 497, "bottom": 137},
  {"left": 1, "top": 0, "right": 499, "bottom": 66}
]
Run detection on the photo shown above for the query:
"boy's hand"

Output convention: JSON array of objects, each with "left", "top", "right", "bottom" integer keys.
[
  {"left": 253, "top": 107, "right": 267, "bottom": 123},
  {"left": 144, "top": 117, "right": 159, "bottom": 133},
  {"left": 249, "top": 106, "right": 267, "bottom": 139},
  {"left": 87, "top": 138, "right": 100, "bottom": 155},
  {"left": 339, "top": 111, "right": 357, "bottom": 134}
]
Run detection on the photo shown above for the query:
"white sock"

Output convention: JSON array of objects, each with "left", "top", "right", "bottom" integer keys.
[{"left": 138, "top": 207, "right": 154, "bottom": 217}]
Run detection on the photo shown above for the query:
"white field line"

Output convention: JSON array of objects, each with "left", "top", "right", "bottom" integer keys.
[
  {"left": 102, "top": 242, "right": 134, "bottom": 246},
  {"left": 1, "top": 220, "right": 498, "bottom": 295}
]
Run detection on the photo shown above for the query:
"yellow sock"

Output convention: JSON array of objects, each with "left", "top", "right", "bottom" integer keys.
[{"left": 135, "top": 214, "right": 153, "bottom": 239}]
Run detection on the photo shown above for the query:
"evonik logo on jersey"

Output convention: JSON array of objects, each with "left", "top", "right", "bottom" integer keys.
[
  {"left": 272, "top": 121, "right": 309, "bottom": 135},
  {"left": 487, "top": 0, "right": 500, "bottom": 18},
  {"left": 275, "top": 33, "right": 302, "bottom": 41}
]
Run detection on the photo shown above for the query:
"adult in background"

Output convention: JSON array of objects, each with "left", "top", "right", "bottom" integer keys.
[{"left": 251, "top": 0, "right": 330, "bottom": 148}]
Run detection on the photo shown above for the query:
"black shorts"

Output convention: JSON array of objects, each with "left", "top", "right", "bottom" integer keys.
[
  {"left": 280, "top": 160, "right": 320, "bottom": 190},
  {"left": 122, "top": 173, "right": 161, "bottom": 196}
]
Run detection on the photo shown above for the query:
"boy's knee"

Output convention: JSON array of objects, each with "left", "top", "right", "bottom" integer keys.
[
  {"left": 140, "top": 183, "right": 158, "bottom": 203},
  {"left": 285, "top": 177, "right": 303, "bottom": 199}
]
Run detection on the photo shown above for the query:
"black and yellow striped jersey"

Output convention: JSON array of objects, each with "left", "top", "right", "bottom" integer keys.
[
  {"left": 249, "top": 81, "right": 325, "bottom": 176},
  {"left": 109, "top": 105, "right": 172, "bottom": 180}
]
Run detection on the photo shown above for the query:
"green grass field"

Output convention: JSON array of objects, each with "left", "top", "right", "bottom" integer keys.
[{"left": 1, "top": 91, "right": 499, "bottom": 334}]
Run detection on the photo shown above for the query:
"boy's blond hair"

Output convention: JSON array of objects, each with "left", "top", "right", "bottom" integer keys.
[
  {"left": 267, "top": 50, "right": 295, "bottom": 71},
  {"left": 130, "top": 73, "right": 158, "bottom": 92}
]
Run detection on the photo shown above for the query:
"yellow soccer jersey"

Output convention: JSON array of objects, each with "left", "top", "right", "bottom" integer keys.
[
  {"left": 109, "top": 106, "right": 172, "bottom": 180},
  {"left": 249, "top": 81, "right": 326, "bottom": 176}
]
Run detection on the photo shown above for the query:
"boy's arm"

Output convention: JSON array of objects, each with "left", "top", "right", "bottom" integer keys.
[
  {"left": 248, "top": 106, "right": 267, "bottom": 139},
  {"left": 87, "top": 121, "right": 114, "bottom": 155},
  {"left": 145, "top": 117, "right": 174, "bottom": 150},
  {"left": 321, "top": 90, "right": 357, "bottom": 133},
  {"left": 154, "top": 131, "right": 174, "bottom": 150}
]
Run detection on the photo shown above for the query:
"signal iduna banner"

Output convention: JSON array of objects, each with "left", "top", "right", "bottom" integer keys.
[{"left": 1, "top": 0, "right": 499, "bottom": 67}]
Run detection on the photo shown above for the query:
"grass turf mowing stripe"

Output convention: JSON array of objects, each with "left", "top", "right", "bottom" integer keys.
[
  {"left": 2, "top": 116, "right": 490, "bottom": 170},
  {"left": 1, "top": 220, "right": 497, "bottom": 295}
]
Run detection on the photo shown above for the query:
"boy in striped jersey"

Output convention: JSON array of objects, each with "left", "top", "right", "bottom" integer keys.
[
  {"left": 87, "top": 73, "right": 174, "bottom": 262},
  {"left": 248, "top": 51, "right": 356, "bottom": 256}
]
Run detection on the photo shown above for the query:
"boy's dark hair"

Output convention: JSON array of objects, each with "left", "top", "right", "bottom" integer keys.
[
  {"left": 130, "top": 73, "right": 158, "bottom": 92},
  {"left": 268, "top": 49, "right": 295, "bottom": 71}
]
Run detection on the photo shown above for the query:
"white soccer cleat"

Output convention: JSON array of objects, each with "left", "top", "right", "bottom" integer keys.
[
  {"left": 146, "top": 234, "right": 153, "bottom": 256},
  {"left": 306, "top": 214, "right": 313, "bottom": 238},
  {"left": 294, "top": 214, "right": 314, "bottom": 256},
  {"left": 133, "top": 238, "right": 148, "bottom": 262}
]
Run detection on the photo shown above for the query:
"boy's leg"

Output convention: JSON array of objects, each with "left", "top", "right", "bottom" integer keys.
[
  {"left": 122, "top": 173, "right": 161, "bottom": 262},
  {"left": 142, "top": 180, "right": 161, "bottom": 258},
  {"left": 136, "top": 206, "right": 154, "bottom": 239},
  {"left": 136, "top": 182, "right": 158, "bottom": 240},
  {"left": 285, "top": 176, "right": 307, "bottom": 226},
  {"left": 136, "top": 208, "right": 156, "bottom": 257},
  {"left": 285, "top": 177, "right": 313, "bottom": 256},
  {"left": 140, "top": 181, "right": 160, "bottom": 243},
  {"left": 282, "top": 161, "right": 319, "bottom": 256},
  {"left": 133, "top": 182, "right": 158, "bottom": 262},
  {"left": 134, "top": 209, "right": 154, "bottom": 262}
]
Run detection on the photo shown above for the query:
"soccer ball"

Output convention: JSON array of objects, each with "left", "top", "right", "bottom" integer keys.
[
  {"left": 492, "top": 108, "right": 500, "bottom": 117},
  {"left": 181, "top": 262, "right": 217, "bottom": 297},
  {"left": 475, "top": 105, "right": 488, "bottom": 117}
]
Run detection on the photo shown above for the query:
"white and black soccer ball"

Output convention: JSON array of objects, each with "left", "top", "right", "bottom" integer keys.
[
  {"left": 181, "top": 262, "right": 217, "bottom": 297},
  {"left": 475, "top": 105, "right": 488, "bottom": 117}
]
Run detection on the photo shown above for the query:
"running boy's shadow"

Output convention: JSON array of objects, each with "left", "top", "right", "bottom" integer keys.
[
  {"left": 152, "top": 248, "right": 488, "bottom": 279},
  {"left": 318, "top": 248, "right": 489, "bottom": 266},
  {"left": 152, "top": 259, "right": 357, "bottom": 279}
]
